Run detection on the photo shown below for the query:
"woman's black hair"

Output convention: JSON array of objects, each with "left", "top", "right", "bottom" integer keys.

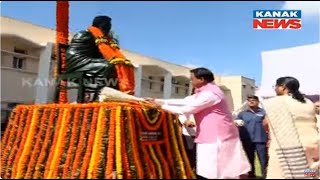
[
  {"left": 190, "top": 67, "right": 214, "bottom": 83},
  {"left": 276, "top": 76, "right": 306, "bottom": 103}
]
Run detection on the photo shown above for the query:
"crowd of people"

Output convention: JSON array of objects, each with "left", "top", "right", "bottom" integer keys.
[{"left": 146, "top": 67, "right": 319, "bottom": 179}]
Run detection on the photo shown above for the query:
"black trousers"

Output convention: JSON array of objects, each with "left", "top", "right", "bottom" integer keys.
[
  {"left": 182, "top": 135, "right": 196, "bottom": 170},
  {"left": 242, "top": 140, "right": 268, "bottom": 177}
]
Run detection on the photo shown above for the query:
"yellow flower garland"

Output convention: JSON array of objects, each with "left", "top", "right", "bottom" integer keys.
[
  {"left": 142, "top": 108, "right": 160, "bottom": 124},
  {"left": 168, "top": 114, "right": 187, "bottom": 179},
  {"left": 15, "top": 108, "right": 39, "bottom": 178},
  {"left": 87, "top": 107, "right": 105, "bottom": 178},
  {"left": 115, "top": 106, "right": 123, "bottom": 179},
  {"left": 148, "top": 145, "right": 163, "bottom": 178},
  {"left": 47, "top": 108, "right": 69, "bottom": 178}
]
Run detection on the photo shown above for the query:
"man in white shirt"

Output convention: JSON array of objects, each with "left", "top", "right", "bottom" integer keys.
[{"left": 179, "top": 114, "right": 197, "bottom": 170}]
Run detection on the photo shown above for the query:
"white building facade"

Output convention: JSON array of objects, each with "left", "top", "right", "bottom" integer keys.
[{"left": 1, "top": 16, "right": 256, "bottom": 128}]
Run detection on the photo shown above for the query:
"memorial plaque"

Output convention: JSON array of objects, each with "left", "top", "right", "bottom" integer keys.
[{"left": 140, "top": 130, "right": 164, "bottom": 142}]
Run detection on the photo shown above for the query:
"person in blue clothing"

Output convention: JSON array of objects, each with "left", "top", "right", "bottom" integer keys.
[{"left": 236, "top": 95, "right": 270, "bottom": 178}]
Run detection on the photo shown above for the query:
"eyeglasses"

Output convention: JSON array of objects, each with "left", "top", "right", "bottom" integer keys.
[
  {"left": 247, "top": 99, "right": 258, "bottom": 102},
  {"left": 272, "top": 84, "right": 284, "bottom": 89}
]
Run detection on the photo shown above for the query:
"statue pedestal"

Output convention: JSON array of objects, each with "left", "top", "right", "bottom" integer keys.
[
  {"left": 1, "top": 101, "right": 196, "bottom": 179},
  {"left": 34, "top": 43, "right": 80, "bottom": 104},
  {"left": 34, "top": 42, "right": 54, "bottom": 104}
]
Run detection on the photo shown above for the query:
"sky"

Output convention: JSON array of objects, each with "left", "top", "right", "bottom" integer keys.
[{"left": 1, "top": 1, "right": 320, "bottom": 85}]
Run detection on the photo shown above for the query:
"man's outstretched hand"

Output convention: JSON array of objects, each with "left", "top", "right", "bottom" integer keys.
[
  {"left": 144, "top": 97, "right": 161, "bottom": 108},
  {"left": 144, "top": 97, "right": 156, "bottom": 102}
]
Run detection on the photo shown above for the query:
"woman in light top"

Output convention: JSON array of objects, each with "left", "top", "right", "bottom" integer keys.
[{"left": 262, "top": 76, "right": 319, "bottom": 179}]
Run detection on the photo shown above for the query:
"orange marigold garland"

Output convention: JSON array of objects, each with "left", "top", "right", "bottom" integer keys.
[
  {"left": 155, "top": 144, "right": 171, "bottom": 178},
  {"left": 1, "top": 107, "right": 21, "bottom": 177},
  {"left": 43, "top": 108, "right": 64, "bottom": 178},
  {"left": 162, "top": 112, "right": 175, "bottom": 172},
  {"left": 120, "top": 109, "right": 132, "bottom": 179},
  {"left": 148, "top": 145, "right": 163, "bottom": 178},
  {"left": 168, "top": 113, "right": 187, "bottom": 179},
  {"left": 51, "top": 107, "right": 74, "bottom": 178},
  {"left": 136, "top": 108, "right": 163, "bottom": 131},
  {"left": 126, "top": 107, "right": 144, "bottom": 179},
  {"left": 10, "top": 106, "right": 34, "bottom": 178},
  {"left": 87, "top": 26, "right": 135, "bottom": 95},
  {"left": 71, "top": 108, "right": 90, "bottom": 178},
  {"left": 123, "top": 109, "right": 136, "bottom": 178},
  {"left": 24, "top": 109, "right": 49, "bottom": 178},
  {"left": 62, "top": 107, "right": 82, "bottom": 178},
  {"left": 133, "top": 110, "right": 156, "bottom": 179},
  {"left": 55, "top": 1, "right": 69, "bottom": 103},
  {"left": 115, "top": 106, "right": 123, "bottom": 179},
  {"left": 86, "top": 107, "right": 102, "bottom": 179},
  {"left": 47, "top": 108, "right": 71, "bottom": 178},
  {"left": 0, "top": 108, "right": 18, "bottom": 154},
  {"left": 80, "top": 107, "right": 99, "bottom": 178},
  {"left": 15, "top": 107, "right": 42, "bottom": 178},
  {"left": 105, "top": 107, "right": 116, "bottom": 178},
  {"left": 33, "top": 107, "right": 58, "bottom": 179},
  {"left": 174, "top": 115, "right": 196, "bottom": 179},
  {"left": 93, "top": 108, "right": 111, "bottom": 179},
  {"left": 0, "top": 102, "right": 196, "bottom": 179}
]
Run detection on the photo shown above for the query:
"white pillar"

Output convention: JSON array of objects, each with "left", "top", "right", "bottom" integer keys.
[
  {"left": 188, "top": 81, "right": 193, "bottom": 95},
  {"left": 163, "top": 72, "right": 172, "bottom": 99},
  {"left": 35, "top": 43, "right": 54, "bottom": 104},
  {"left": 134, "top": 65, "right": 143, "bottom": 97}
]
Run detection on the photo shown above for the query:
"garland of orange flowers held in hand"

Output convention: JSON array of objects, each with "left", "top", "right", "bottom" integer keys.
[
  {"left": 55, "top": 1, "right": 69, "bottom": 103},
  {"left": 88, "top": 26, "right": 135, "bottom": 95}
]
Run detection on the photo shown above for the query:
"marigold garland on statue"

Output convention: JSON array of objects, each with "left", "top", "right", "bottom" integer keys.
[
  {"left": 55, "top": 1, "right": 69, "bottom": 103},
  {"left": 88, "top": 26, "right": 135, "bottom": 95}
]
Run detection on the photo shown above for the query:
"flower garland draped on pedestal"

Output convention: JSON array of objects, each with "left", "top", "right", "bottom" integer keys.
[{"left": 0, "top": 102, "right": 196, "bottom": 179}]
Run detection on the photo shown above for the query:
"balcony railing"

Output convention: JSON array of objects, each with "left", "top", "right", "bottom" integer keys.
[
  {"left": 141, "top": 78, "right": 189, "bottom": 96},
  {"left": 1, "top": 49, "right": 39, "bottom": 60},
  {"left": 1, "top": 49, "right": 40, "bottom": 73}
]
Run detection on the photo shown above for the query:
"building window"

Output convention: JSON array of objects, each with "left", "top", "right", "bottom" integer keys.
[
  {"left": 174, "top": 87, "right": 179, "bottom": 94},
  {"left": 160, "top": 78, "right": 164, "bottom": 92},
  {"left": 242, "top": 84, "right": 246, "bottom": 89},
  {"left": 148, "top": 76, "right": 153, "bottom": 90},
  {"left": 251, "top": 86, "right": 255, "bottom": 90},
  {"left": 185, "top": 83, "right": 189, "bottom": 95},
  {"left": 13, "top": 47, "right": 27, "bottom": 69}
]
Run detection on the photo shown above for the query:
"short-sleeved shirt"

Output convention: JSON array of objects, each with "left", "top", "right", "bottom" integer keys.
[{"left": 237, "top": 108, "right": 267, "bottom": 143}]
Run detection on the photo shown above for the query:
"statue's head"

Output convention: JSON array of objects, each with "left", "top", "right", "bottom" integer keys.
[{"left": 92, "top": 16, "right": 112, "bottom": 35}]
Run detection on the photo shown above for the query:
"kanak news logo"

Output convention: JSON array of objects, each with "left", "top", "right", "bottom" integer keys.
[
  {"left": 253, "top": 10, "right": 302, "bottom": 30},
  {"left": 304, "top": 169, "right": 318, "bottom": 177}
]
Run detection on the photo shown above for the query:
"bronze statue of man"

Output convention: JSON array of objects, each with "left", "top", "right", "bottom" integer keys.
[{"left": 64, "top": 15, "right": 136, "bottom": 101}]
